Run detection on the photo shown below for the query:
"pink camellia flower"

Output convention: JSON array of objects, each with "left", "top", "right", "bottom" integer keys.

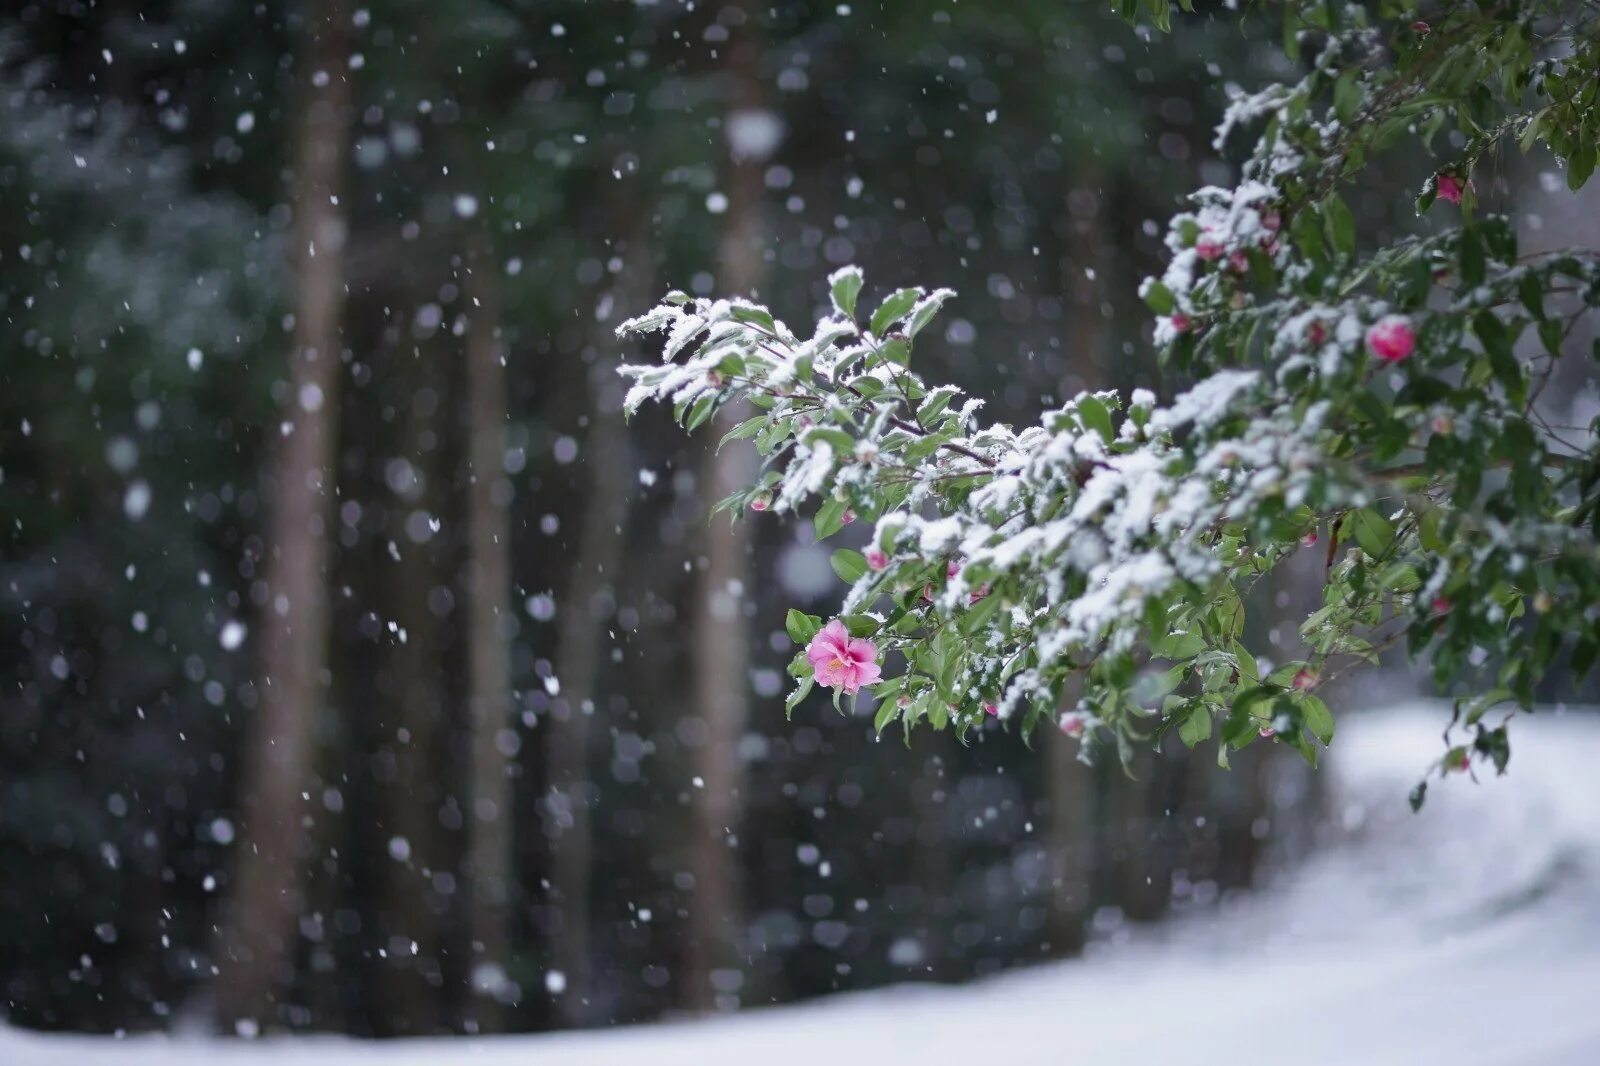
[
  {"left": 1170, "top": 312, "right": 1192, "bottom": 333},
  {"left": 1435, "top": 172, "right": 1465, "bottom": 205},
  {"left": 1195, "top": 239, "right": 1224, "bottom": 262},
  {"left": 1058, "top": 712, "right": 1087, "bottom": 738},
  {"left": 749, "top": 496, "right": 770, "bottom": 512},
  {"left": 1292, "top": 668, "right": 1318, "bottom": 691},
  {"left": 841, "top": 510, "right": 856, "bottom": 526},
  {"left": 865, "top": 547, "right": 889, "bottom": 571},
  {"left": 984, "top": 702, "right": 999, "bottom": 717},
  {"left": 806, "top": 620, "right": 881, "bottom": 695},
  {"left": 1302, "top": 531, "right": 1319, "bottom": 548},
  {"left": 1367, "top": 316, "right": 1416, "bottom": 363},
  {"left": 1431, "top": 596, "right": 1452, "bottom": 616}
]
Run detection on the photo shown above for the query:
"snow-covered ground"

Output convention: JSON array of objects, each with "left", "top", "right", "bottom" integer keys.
[{"left": 6, "top": 702, "right": 1599, "bottom": 1065}]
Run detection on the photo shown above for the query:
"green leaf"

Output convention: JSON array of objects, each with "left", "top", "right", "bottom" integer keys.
[
  {"left": 1076, "top": 395, "right": 1114, "bottom": 443},
  {"left": 1291, "top": 204, "right": 1326, "bottom": 263},
  {"left": 1221, "top": 686, "right": 1272, "bottom": 748},
  {"left": 1567, "top": 143, "right": 1596, "bottom": 191},
  {"left": 1143, "top": 280, "right": 1176, "bottom": 315},
  {"left": 684, "top": 392, "right": 718, "bottom": 431},
  {"left": 830, "top": 267, "right": 863, "bottom": 319},
  {"left": 1178, "top": 704, "right": 1212, "bottom": 747},
  {"left": 960, "top": 590, "right": 1003, "bottom": 637},
  {"left": 1476, "top": 725, "right": 1512, "bottom": 775},
  {"left": 1346, "top": 507, "right": 1395, "bottom": 559},
  {"left": 906, "top": 290, "right": 951, "bottom": 338},
  {"left": 1332, "top": 71, "right": 1362, "bottom": 124},
  {"left": 814, "top": 498, "right": 848, "bottom": 540},
  {"left": 869, "top": 288, "right": 921, "bottom": 336},
  {"left": 874, "top": 696, "right": 900, "bottom": 733},
  {"left": 1459, "top": 227, "right": 1486, "bottom": 287},
  {"left": 1151, "top": 629, "right": 1205, "bottom": 659},
  {"left": 1474, "top": 311, "right": 1525, "bottom": 408},
  {"left": 785, "top": 676, "right": 815, "bottom": 720},
  {"left": 719, "top": 414, "right": 766, "bottom": 449},
  {"left": 729, "top": 304, "right": 776, "bottom": 331},
  {"left": 804, "top": 426, "right": 855, "bottom": 453},
  {"left": 879, "top": 337, "right": 912, "bottom": 367},
  {"left": 1324, "top": 195, "right": 1356, "bottom": 258},
  {"left": 831, "top": 548, "right": 869, "bottom": 584},
  {"left": 1302, "top": 695, "right": 1334, "bottom": 745},
  {"left": 840, "top": 614, "right": 879, "bottom": 637},
  {"left": 785, "top": 609, "right": 822, "bottom": 645}
]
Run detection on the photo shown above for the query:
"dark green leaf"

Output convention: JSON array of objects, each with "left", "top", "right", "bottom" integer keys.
[
  {"left": 830, "top": 267, "right": 863, "bottom": 319},
  {"left": 785, "top": 676, "right": 814, "bottom": 720},
  {"left": 831, "top": 548, "right": 869, "bottom": 584},
  {"left": 785, "top": 609, "right": 822, "bottom": 645},
  {"left": 869, "top": 288, "right": 921, "bottom": 336}
]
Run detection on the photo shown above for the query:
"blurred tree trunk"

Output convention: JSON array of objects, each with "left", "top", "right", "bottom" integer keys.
[
  {"left": 544, "top": 240, "right": 646, "bottom": 1026},
  {"left": 682, "top": 15, "right": 766, "bottom": 1013},
  {"left": 462, "top": 229, "right": 516, "bottom": 1027},
  {"left": 374, "top": 338, "right": 447, "bottom": 1036},
  {"left": 1043, "top": 729, "right": 1092, "bottom": 954},
  {"left": 217, "top": 0, "right": 351, "bottom": 1033}
]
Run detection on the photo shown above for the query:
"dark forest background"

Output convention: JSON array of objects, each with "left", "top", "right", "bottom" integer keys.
[{"left": 3, "top": 0, "right": 1590, "bottom": 1040}]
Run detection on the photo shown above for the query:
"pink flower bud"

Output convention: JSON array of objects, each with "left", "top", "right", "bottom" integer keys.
[
  {"left": 1170, "top": 312, "right": 1192, "bottom": 333},
  {"left": 1367, "top": 316, "right": 1416, "bottom": 363},
  {"left": 1196, "top": 240, "right": 1224, "bottom": 262},
  {"left": 1258, "top": 726, "right": 1276, "bottom": 739},
  {"left": 750, "top": 496, "right": 770, "bottom": 512},
  {"left": 1302, "top": 531, "right": 1319, "bottom": 547},
  {"left": 947, "top": 560, "right": 961, "bottom": 579},
  {"left": 1431, "top": 596, "right": 1452, "bottom": 616},
  {"left": 1262, "top": 212, "right": 1282, "bottom": 233},
  {"left": 865, "top": 547, "right": 889, "bottom": 571},
  {"left": 969, "top": 583, "right": 991, "bottom": 604},
  {"left": 1435, "top": 172, "right": 1469, "bottom": 206},
  {"left": 1292, "top": 669, "right": 1318, "bottom": 691},
  {"left": 1228, "top": 250, "right": 1249, "bottom": 273},
  {"left": 841, "top": 510, "right": 856, "bottom": 525},
  {"left": 1307, "top": 320, "right": 1327, "bottom": 346},
  {"left": 984, "top": 702, "right": 999, "bottom": 717},
  {"left": 1412, "top": 20, "right": 1430, "bottom": 35},
  {"left": 1058, "top": 712, "right": 1086, "bottom": 738}
]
